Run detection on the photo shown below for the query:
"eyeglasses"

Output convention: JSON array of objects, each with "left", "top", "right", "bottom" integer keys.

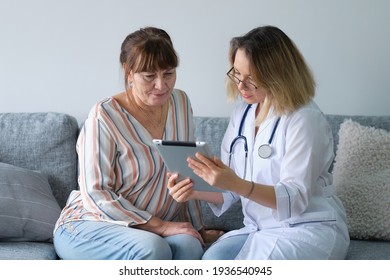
[{"left": 226, "top": 67, "right": 258, "bottom": 90}]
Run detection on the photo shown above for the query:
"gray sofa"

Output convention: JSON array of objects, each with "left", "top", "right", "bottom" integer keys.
[{"left": 0, "top": 112, "right": 389, "bottom": 260}]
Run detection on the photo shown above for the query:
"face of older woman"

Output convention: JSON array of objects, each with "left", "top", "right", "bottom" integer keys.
[{"left": 129, "top": 68, "right": 177, "bottom": 108}]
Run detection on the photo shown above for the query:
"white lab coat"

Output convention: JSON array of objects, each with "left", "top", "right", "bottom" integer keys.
[{"left": 209, "top": 101, "right": 350, "bottom": 259}]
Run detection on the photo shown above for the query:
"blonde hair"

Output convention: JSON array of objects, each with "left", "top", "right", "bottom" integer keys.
[{"left": 227, "top": 26, "right": 315, "bottom": 124}]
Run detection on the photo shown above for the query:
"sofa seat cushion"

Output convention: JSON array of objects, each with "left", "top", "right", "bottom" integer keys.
[
  {"left": 201, "top": 200, "right": 244, "bottom": 232},
  {"left": 346, "top": 240, "right": 390, "bottom": 260},
  {"left": 0, "top": 242, "right": 57, "bottom": 260}
]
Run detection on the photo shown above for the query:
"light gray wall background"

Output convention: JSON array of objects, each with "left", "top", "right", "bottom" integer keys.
[{"left": 1, "top": 0, "right": 389, "bottom": 124}]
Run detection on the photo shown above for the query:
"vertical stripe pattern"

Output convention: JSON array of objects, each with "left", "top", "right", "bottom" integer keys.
[{"left": 55, "top": 89, "right": 203, "bottom": 230}]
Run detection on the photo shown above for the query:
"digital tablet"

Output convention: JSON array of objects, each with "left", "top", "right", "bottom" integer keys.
[{"left": 153, "top": 139, "right": 222, "bottom": 193}]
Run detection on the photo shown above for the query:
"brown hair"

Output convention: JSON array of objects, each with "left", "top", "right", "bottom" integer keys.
[
  {"left": 120, "top": 27, "right": 179, "bottom": 89},
  {"left": 227, "top": 26, "right": 315, "bottom": 123}
]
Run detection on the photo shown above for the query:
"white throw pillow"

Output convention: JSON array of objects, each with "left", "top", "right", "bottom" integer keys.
[{"left": 333, "top": 119, "right": 390, "bottom": 240}]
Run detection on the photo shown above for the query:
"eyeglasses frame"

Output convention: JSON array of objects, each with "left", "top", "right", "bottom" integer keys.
[{"left": 226, "top": 67, "right": 258, "bottom": 90}]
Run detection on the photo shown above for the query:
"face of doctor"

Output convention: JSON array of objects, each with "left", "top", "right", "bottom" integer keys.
[{"left": 232, "top": 48, "right": 268, "bottom": 105}]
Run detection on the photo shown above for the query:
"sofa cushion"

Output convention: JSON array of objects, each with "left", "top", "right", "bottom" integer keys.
[
  {"left": 0, "top": 242, "right": 57, "bottom": 260},
  {"left": 0, "top": 163, "right": 61, "bottom": 242},
  {"left": 201, "top": 200, "right": 244, "bottom": 232},
  {"left": 0, "top": 112, "right": 79, "bottom": 208},
  {"left": 333, "top": 119, "right": 390, "bottom": 241},
  {"left": 346, "top": 240, "right": 390, "bottom": 260},
  {"left": 194, "top": 117, "right": 229, "bottom": 158}
]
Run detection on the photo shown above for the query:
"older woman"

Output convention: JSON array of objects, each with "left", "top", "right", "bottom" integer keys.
[{"left": 53, "top": 27, "right": 213, "bottom": 260}]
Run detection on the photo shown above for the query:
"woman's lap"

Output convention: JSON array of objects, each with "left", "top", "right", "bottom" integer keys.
[
  {"left": 202, "top": 234, "right": 249, "bottom": 260},
  {"left": 54, "top": 220, "right": 203, "bottom": 260},
  {"left": 203, "top": 224, "right": 348, "bottom": 260}
]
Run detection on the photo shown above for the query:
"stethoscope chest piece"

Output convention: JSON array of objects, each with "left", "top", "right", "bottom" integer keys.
[
  {"left": 258, "top": 144, "right": 273, "bottom": 159},
  {"left": 257, "top": 116, "right": 281, "bottom": 159}
]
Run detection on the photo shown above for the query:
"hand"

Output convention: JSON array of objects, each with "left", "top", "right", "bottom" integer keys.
[
  {"left": 200, "top": 228, "right": 225, "bottom": 243},
  {"left": 160, "top": 220, "right": 205, "bottom": 246},
  {"left": 168, "top": 171, "right": 225, "bottom": 205},
  {"left": 135, "top": 217, "right": 205, "bottom": 246},
  {"left": 167, "top": 172, "right": 196, "bottom": 203},
  {"left": 187, "top": 153, "right": 240, "bottom": 191}
]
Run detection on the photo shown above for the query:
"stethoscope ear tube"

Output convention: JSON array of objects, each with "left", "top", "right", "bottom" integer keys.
[
  {"left": 228, "top": 104, "right": 281, "bottom": 177},
  {"left": 228, "top": 104, "right": 252, "bottom": 154},
  {"left": 228, "top": 104, "right": 252, "bottom": 178}
]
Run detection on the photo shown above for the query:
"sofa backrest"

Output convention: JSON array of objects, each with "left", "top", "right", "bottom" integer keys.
[
  {"left": 325, "top": 114, "right": 390, "bottom": 153},
  {"left": 194, "top": 117, "right": 229, "bottom": 158},
  {"left": 0, "top": 113, "right": 79, "bottom": 208},
  {"left": 194, "top": 114, "right": 390, "bottom": 158}
]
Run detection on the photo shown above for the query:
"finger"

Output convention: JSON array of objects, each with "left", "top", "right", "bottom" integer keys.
[
  {"left": 175, "top": 223, "right": 205, "bottom": 247},
  {"left": 168, "top": 178, "right": 191, "bottom": 195},
  {"left": 195, "top": 231, "right": 205, "bottom": 247},
  {"left": 195, "top": 152, "right": 217, "bottom": 169},
  {"left": 187, "top": 156, "right": 204, "bottom": 168},
  {"left": 167, "top": 173, "right": 179, "bottom": 189},
  {"left": 191, "top": 167, "right": 205, "bottom": 179},
  {"left": 194, "top": 152, "right": 212, "bottom": 163},
  {"left": 171, "top": 182, "right": 193, "bottom": 202},
  {"left": 213, "top": 156, "right": 226, "bottom": 168},
  {"left": 186, "top": 227, "right": 205, "bottom": 247}
]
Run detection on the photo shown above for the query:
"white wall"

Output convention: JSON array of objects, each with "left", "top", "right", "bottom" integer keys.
[{"left": 1, "top": 0, "right": 389, "bottom": 124}]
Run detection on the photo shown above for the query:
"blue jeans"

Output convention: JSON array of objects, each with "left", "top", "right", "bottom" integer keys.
[
  {"left": 202, "top": 234, "right": 249, "bottom": 260},
  {"left": 54, "top": 221, "right": 204, "bottom": 260}
]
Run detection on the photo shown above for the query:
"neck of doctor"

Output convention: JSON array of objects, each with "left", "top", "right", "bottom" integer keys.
[{"left": 254, "top": 101, "right": 264, "bottom": 134}]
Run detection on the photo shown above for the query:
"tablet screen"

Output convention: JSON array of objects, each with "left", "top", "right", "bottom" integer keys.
[{"left": 153, "top": 139, "right": 222, "bottom": 192}]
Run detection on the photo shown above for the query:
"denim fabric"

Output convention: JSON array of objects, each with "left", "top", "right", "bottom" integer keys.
[
  {"left": 202, "top": 234, "right": 248, "bottom": 260},
  {"left": 54, "top": 221, "right": 204, "bottom": 260}
]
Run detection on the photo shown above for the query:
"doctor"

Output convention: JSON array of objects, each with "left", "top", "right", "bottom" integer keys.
[{"left": 168, "top": 25, "right": 350, "bottom": 260}]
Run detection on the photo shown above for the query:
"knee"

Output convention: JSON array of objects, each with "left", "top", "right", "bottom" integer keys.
[
  {"left": 202, "top": 248, "right": 218, "bottom": 260},
  {"left": 133, "top": 234, "right": 172, "bottom": 260},
  {"left": 166, "top": 234, "right": 204, "bottom": 260},
  {"left": 180, "top": 235, "right": 203, "bottom": 256}
]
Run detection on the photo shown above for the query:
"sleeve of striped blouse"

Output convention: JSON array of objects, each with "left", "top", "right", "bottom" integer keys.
[{"left": 77, "top": 116, "right": 152, "bottom": 226}]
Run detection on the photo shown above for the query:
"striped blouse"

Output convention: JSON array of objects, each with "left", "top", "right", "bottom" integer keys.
[{"left": 54, "top": 89, "right": 204, "bottom": 231}]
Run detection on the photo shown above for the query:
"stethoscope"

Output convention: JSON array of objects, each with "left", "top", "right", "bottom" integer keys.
[{"left": 228, "top": 104, "right": 281, "bottom": 177}]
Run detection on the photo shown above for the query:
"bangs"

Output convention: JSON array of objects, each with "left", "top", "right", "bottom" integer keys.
[{"left": 133, "top": 39, "right": 178, "bottom": 73}]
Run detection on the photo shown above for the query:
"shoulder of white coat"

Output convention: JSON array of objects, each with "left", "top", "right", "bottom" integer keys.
[
  {"left": 288, "top": 101, "right": 326, "bottom": 123},
  {"left": 227, "top": 100, "right": 249, "bottom": 128},
  {"left": 283, "top": 101, "right": 332, "bottom": 141},
  {"left": 231, "top": 100, "right": 249, "bottom": 118}
]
